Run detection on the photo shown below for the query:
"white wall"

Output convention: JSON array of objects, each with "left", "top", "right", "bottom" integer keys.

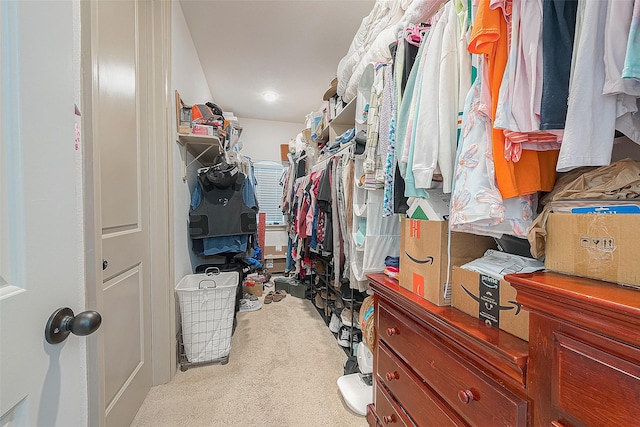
[
  {"left": 238, "top": 117, "right": 303, "bottom": 162},
  {"left": 171, "top": 1, "right": 213, "bottom": 282},
  {"left": 239, "top": 118, "right": 302, "bottom": 248},
  {"left": 171, "top": 7, "right": 304, "bottom": 274}
]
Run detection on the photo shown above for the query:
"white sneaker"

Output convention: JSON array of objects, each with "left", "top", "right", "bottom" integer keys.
[
  {"left": 239, "top": 298, "right": 262, "bottom": 312},
  {"left": 243, "top": 292, "right": 258, "bottom": 301},
  {"left": 337, "top": 326, "right": 351, "bottom": 347},
  {"left": 329, "top": 313, "right": 342, "bottom": 333}
]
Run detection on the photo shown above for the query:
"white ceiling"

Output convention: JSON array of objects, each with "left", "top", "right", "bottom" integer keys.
[{"left": 180, "top": 0, "right": 375, "bottom": 124}]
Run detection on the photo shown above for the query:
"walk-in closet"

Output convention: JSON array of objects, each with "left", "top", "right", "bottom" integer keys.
[{"left": 6, "top": 0, "right": 639, "bottom": 426}]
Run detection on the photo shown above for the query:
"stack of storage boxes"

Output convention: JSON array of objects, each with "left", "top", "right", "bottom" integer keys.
[{"left": 398, "top": 212, "right": 531, "bottom": 341}]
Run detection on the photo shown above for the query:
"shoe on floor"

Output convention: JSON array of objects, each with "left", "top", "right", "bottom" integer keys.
[
  {"left": 243, "top": 292, "right": 258, "bottom": 301},
  {"left": 273, "top": 290, "right": 287, "bottom": 302},
  {"left": 329, "top": 313, "right": 342, "bottom": 333},
  {"left": 239, "top": 298, "right": 262, "bottom": 312},
  {"left": 339, "top": 282, "right": 357, "bottom": 301},
  {"left": 264, "top": 291, "right": 275, "bottom": 304},
  {"left": 337, "top": 326, "right": 351, "bottom": 347},
  {"left": 338, "top": 326, "right": 362, "bottom": 348},
  {"left": 314, "top": 293, "right": 325, "bottom": 309},
  {"left": 320, "top": 290, "right": 337, "bottom": 301},
  {"left": 341, "top": 306, "right": 361, "bottom": 329},
  {"left": 351, "top": 329, "right": 362, "bottom": 346}
]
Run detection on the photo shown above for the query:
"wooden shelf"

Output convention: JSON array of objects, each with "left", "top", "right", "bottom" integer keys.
[{"left": 176, "top": 133, "right": 223, "bottom": 181}]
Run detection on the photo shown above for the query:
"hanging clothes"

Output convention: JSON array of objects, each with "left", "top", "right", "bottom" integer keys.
[
  {"left": 556, "top": 0, "right": 617, "bottom": 172},
  {"left": 330, "top": 157, "right": 344, "bottom": 286},
  {"left": 603, "top": 0, "right": 640, "bottom": 145},
  {"left": 190, "top": 171, "right": 257, "bottom": 239},
  {"left": 622, "top": 0, "right": 640, "bottom": 80},
  {"left": 493, "top": 0, "right": 561, "bottom": 161},
  {"left": 363, "top": 61, "right": 387, "bottom": 187},
  {"left": 450, "top": 55, "right": 536, "bottom": 239},
  {"left": 382, "top": 65, "right": 397, "bottom": 217},
  {"left": 468, "top": 0, "right": 558, "bottom": 198},
  {"left": 411, "top": 1, "right": 467, "bottom": 194},
  {"left": 397, "top": 9, "right": 442, "bottom": 199},
  {"left": 190, "top": 169, "right": 258, "bottom": 256},
  {"left": 396, "top": 17, "right": 432, "bottom": 180},
  {"left": 540, "top": 0, "right": 578, "bottom": 130}
]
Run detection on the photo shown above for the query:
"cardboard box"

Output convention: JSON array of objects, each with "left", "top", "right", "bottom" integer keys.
[
  {"left": 243, "top": 283, "right": 263, "bottom": 297},
  {"left": 545, "top": 213, "right": 640, "bottom": 288},
  {"left": 451, "top": 267, "right": 529, "bottom": 341},
  {"left": 407, "top": 190, "right": 451, "bottom": 221},
  {"left": 399, "top": 218, "right": 496, "bottom": 306},
  {"left": 265, "top": 257, "right": 286, "bottom": 273},
  {"left": 264, "top": 245, "right": 287, "bottom": 257},
  {"left": 264, "top": 245, "right": 287, "bottom": 273}
]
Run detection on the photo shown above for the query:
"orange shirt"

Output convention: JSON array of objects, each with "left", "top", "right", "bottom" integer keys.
[{"left": 468, "top": 0, "right": 558, "bottom": 198}]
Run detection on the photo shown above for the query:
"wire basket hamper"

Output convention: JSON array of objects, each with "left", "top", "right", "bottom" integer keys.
[{"left": 176, "top": 268, "right": 239, "bottom": 370}]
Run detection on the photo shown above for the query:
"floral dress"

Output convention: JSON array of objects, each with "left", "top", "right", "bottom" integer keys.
[{"left": 450, "top": 56, "right": 536, "bottom": 238}]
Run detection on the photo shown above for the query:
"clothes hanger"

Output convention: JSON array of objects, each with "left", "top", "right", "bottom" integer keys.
[{"left": 404, "top": 23, "right": 429, "bottom": 47}]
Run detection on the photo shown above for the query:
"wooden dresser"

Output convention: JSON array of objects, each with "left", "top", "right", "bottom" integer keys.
[
  {"left": 366, "top": 273, "right": 530, "bottom": 426},
  {"left": 366, "top": 272, "right": 640, "bottom": 427},
  {"left": 506, "top": 271, "right": 640, "bottom": 427}
]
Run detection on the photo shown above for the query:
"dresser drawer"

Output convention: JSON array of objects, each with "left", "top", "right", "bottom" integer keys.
[
  {"left": 377, "top": 342, "right": 466, "bottom": 426},
  {"left": 378, "top": 302, "right": 528, "bottom": 426},
  {"left": 375, "top": 378, "right": 412, "bottom": 427},
  {"left": 366, "top": 404, "right": 382, "bottom": 427},
  {"left": 551, "top": 331, "right": 640, "bottom": 427}
]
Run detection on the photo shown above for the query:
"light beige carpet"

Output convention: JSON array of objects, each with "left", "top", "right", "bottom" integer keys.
[{"left": 131, "top": 292, "right": 369, "bottom": 427}]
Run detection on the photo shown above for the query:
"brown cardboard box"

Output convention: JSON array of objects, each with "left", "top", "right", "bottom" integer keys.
[
  {"left": 243, "top": 283, "right": 263, "bottom": 297},
  {"left": 264, "top": 245, "right": 287, "bottom": 257},
  {"left": 451, "top": 267, "right": 529, "bottom": 341},
  {"left": 399, "top": 218, "right": 495, "bottom": 306},
  {"left": 264, "top": 245, "right": 287, "bottom": 273},
  {"left": 545, "top": 213, "right": 640, "bottom": 288},
  {"left": 265, "top": 257, "right": 286, "bottom": 273}
]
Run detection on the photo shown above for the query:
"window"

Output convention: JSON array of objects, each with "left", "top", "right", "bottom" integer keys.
[{"left": 253, "top": 163, "right": 285, "bottom": 225}]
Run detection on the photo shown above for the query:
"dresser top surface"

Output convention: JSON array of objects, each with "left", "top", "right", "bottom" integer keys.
[
  {"left": 367, "top": 273, "right": 529, "bottom": 374},
  {"left": 506, "top": 271, "right": 640, "bottom": 314}
]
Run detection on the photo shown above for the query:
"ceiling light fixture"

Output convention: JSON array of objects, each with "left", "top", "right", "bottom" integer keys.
[{"left": 263, "top": 91, "right": 278, "bottom": 102}]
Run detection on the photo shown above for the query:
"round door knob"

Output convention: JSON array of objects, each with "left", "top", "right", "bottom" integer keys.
[
  {"left": 383, "top": 414, "right": 395, "bottom": 424},
  {"left": 45, "top": 307, "right": 102, "bottom": 344},
  {"left": 386, "top": 327, "right": 399, "bottom": 336},
  {"left": 458, "top": 389, "right": 476, "bottom": 404},
  {"left": 386, "top": 371, "right": 399, "bottom": 381}
]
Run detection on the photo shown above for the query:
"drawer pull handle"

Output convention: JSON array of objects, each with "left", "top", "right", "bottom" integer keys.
[
  {"left": 383, "top": 415, "right": 396, "bottom": 424},
  {"left": 458, "top": 389, "right": 476, "bottom": 404},
  {"left": 386, "top": 327, "right": 399, "bottom": 336},
  {"left": 385, "top": 371, "right": 399, "bottom": 381}
]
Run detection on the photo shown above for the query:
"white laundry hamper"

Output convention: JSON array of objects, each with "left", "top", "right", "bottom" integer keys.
[{"left": 175, "top": 268, "right": 239, "bottom": 369}]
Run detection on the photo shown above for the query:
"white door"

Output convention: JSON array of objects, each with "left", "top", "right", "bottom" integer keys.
[
  {"left": 0, "top": 1, "right": 88, "bottom": 426},
  {"left": 82, "top": 1, "right": 154, "bottom": 426},
  {"left": 1, "top": 1, "right": 164, "bottom": 426}
]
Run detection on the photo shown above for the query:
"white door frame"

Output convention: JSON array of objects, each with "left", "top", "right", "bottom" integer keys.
[{"left": 80, "top": 1, "right": 175, "bottom": 425}]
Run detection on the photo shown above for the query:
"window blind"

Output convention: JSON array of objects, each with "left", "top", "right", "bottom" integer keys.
[{"left": 253, "top": 165, "right": 285, "bottom": 225}]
